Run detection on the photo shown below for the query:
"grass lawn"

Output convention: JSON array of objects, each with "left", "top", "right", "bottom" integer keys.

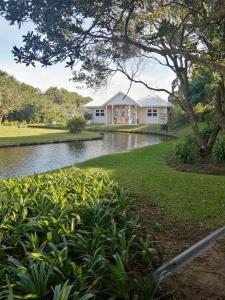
[
  {"left": 78, "top": 126, "right": 225, "bottom": 227},
  {"left": 0, "top": 126, "right": 102, "bottom": 146},
  {"left": 87, "top": 123, "right": 173, "bottom": 135}
]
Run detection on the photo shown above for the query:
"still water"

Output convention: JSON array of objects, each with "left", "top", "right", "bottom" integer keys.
[{"left": 0, "top": 132, "right": 167, "bottom": 179}]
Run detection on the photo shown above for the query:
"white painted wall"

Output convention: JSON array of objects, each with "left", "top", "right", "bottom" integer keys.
[
  {"left": 88, "top": 106, "right": 169, "bottom": 124},
  {"left": 89, "top": 108, "right": 106, "bottom": 124}
]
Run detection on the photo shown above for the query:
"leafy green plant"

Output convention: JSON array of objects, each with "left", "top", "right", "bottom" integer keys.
[
  {"left": 67, "top": 116, "right": 86, "bottom": 133},
  {"left": 175, "top": 136, "right": 199, "bottom": 163},
  {"left": 0, "top": 169, "right": 160, "bottom": 299},
  {"left": 213, "top": 136, "right": 225, "bottom": 163},
  {"left": 83, "top": 112, "right": 92, "bottom": 121}
]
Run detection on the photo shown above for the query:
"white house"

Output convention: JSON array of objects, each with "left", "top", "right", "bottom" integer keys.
[{"left": 84, "top": 91, "right": 173, "bottom": 125}]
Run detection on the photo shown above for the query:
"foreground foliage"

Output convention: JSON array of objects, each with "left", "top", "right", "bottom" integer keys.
[{"left": 0, "top": 170, "right": 160, "bottom": 299}]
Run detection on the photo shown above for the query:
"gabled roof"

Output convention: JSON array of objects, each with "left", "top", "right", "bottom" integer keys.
[
  {"left": 84, "top": 91, "right": 172, "bottom": 108},
  {"left": 104, "top": 91, "right": 140, "bottom": 106},
  {"left": 83, "top": 91, "right": 139, "bottom": 108},
  {"left": 138, "top": 95, "right": 173, "bottom": 107}
]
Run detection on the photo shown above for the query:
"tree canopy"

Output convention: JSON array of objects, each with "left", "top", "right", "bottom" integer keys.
[
  {"left": 0, "top": 70, "right": 91, "bottom": 123},
  {"left": 0, "top": 0, "right": 224, "bottom": 83}
]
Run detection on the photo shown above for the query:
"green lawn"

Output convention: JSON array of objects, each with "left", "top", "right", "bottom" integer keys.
[
  {"left": 78, "top": 126, "right": 225, "bottom": 226},
  {"left": 0, "top": 126, "right": 102, "bottom": 146},
  {"left": 87, "top": 123, "right": 172, "bottom": 136}
]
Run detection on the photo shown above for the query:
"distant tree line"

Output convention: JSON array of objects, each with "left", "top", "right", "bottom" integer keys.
[{"left": 0, "top": 70, "right": 91, "bottom": 123}]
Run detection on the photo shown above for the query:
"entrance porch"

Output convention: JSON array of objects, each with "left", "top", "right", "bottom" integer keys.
[{"left": 105, "top": 104, "right": 138, "bottom": 125}]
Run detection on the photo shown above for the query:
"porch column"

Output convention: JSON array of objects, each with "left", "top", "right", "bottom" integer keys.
[
  {"left": 135, "top": 105, "right": 138, "bottom": 124},
  {"left": 112, "top": 105, "right": 114, "bottom": 124},
  {"left": 128, "top": 104, "right": 131, "bottom": 124},
  {"left": 105, "top": 105, "right": 108, "bottom": 125}
]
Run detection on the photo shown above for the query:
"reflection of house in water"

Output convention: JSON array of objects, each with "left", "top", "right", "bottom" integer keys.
[{"left": 84, "top": 91, "right": 173, "bottom": 125}]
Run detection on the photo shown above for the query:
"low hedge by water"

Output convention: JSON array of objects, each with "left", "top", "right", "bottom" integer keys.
[{"left": 0, "top": 170, "right": 160, "bottom": 299}]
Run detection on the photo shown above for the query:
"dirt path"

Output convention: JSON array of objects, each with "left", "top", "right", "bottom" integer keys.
[
  {"left": 137, "top": 198, "right": 225, "bottom": 299},
  {"left": 172, "top": 240, "right": 225, "bottom": 299}
]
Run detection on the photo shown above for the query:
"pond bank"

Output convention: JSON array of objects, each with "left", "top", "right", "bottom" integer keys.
[
  {"left": 0, "top": 126, "right": 102, "bottom": 148},
  {"left": 0, "top": 135, "right": 103, "bottom": 148},
  {"left": 86, "top": 123, "right": 177, "bottom": 138}
]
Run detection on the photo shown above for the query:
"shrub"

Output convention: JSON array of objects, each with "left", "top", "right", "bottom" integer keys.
[
  {"left": 83, "top": 111, "right": 92, "bottom": 121},
  {"left": 169, "top": 109, "right": 189, "bottom": 129},
  {"left": 212, "top": 136, "right": 225, "bottom": 163},
  {"left": 175, "top": 136, "right": 199, "bottom": 163},
  {"left": 0, "top": 170, "right": 160, "bottom": 299},
  {"left": 67, "top": 115, "right": 86, "bottom": 133}
]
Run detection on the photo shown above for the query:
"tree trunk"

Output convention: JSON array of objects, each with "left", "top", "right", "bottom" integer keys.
[
  {"left": 206, "top": 124, "right": 220, "bottom": 151},
  {"left": 178, "top": 71, "right": 205, "bottom": 150},
  {"left": 214, "top": 79, "right": 225, "bottom": 129}
]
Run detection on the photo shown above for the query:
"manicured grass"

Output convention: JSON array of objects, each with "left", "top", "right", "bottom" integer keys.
[
  {"left": 0, "top": 126, "right": 102, "bottom": 146},
  {"left": 87, "top": 123, "right": 171, "bottom": 135},
  {"left": 78, "top": 126, "right": 225, "bottom": 226}
]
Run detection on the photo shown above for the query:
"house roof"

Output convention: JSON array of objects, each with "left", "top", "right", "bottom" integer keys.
[
  {"left": 138, "top": 95, "right": 173, "bottom": 107},
  {"left": 84, "top": 91, "right": 172, "bottom": 108}
]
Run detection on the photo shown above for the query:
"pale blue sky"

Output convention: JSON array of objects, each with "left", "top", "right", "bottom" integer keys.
[{"left": 0, "top": 17, "right": 175, "bottom": 100}]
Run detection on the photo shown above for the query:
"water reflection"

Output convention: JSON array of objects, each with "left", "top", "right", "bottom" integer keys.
[{"left": 0, "top": 132, "right": 167, "bottom": 179}]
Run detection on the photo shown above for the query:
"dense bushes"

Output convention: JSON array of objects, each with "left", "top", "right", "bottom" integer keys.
[
  {"left": 67, "top": 116, "right": 86, "bottom": 133},
  {"left": 83, "top": 111, "right": 92, "bottom": 121},
  {"left": 169, "top": 109, "right": 189, "bottom": 129},
  {"left": 213, "top": 136, "right": 225, "bottom": 163},
  {"left": 0, "top": 170, "right": 160, "bottom": 299},
  {"left": 175, "top": 136, "right": 199, "bottom": 163}
]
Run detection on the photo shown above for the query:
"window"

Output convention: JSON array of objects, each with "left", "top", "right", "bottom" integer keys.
[
  {"left": 147, "top": 109, "right": 152, "bottom": 116},
  {"left": 95, "top": 109, "right": 104, "bottom": 117},
  {"left": 147, "top": 108, "right": 157, "bottom": 117},
  {"left": 153, "top": 109, "right": 158, "bottom": 117}
]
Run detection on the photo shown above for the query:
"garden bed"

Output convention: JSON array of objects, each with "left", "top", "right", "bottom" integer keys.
[
  {"left": 0, "top": 169, "right": 162, "bottom": 299},
  {"left": 167, "top": 156, "right": 225, "bottom": 176}
]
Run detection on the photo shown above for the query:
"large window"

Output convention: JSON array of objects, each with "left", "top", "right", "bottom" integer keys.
[
  {"left": 147, "top": 108, "right": 157, "bottom": 117},
  {"left": 96, "top": 109, "right": 105, "bottom": 117}
]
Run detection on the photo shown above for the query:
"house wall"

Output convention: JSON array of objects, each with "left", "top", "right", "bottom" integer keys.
[
  {"left": 88, "top": 108, "right": 106, "bottom": 124},
  {"left": 88, "top": 106, "right": 169, "bottom": 124},
  {"left": 138, "top": 107, "right": 168, "bottom": 124}
]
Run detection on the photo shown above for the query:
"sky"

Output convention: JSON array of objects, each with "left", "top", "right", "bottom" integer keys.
[{"left": 0, "top": 17, "right": 175, "bottom": 101}]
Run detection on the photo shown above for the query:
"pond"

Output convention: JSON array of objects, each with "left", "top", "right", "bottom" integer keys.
[{"left": 0, "top": 132, "right": 167, "bottom": 179}]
